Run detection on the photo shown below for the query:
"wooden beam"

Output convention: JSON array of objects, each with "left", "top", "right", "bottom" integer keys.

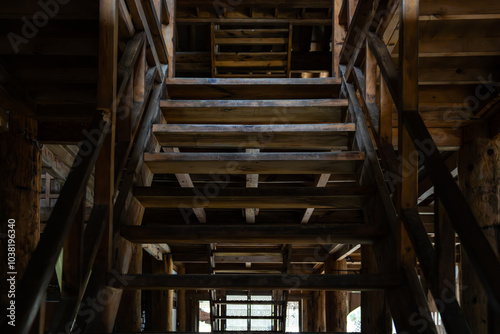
[
  {"left": 162, "top": 147, "right": 207, "bottom": 223},
  {"left": 133, "top": 186, "right": 374, "bottom": 209},
  {"left": 121, "top": 224, "right": 386, "bottom": 244},
  {"left": 301, "top": 174, "right": 331, "bottom": 224},
  {"left": 109, "top": 274, "right": 402, "bottom": 290},
  {"left": 144, "top": 151, "right": 365, "bottom": 175}
]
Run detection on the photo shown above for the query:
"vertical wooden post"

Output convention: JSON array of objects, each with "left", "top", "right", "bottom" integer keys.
[
  {"left": 165, "top": 0, "right": 176, "bottom": 78},
  {"left": 325, "top": 258, "right": 347, "bottom": 332},
  {"left": 151, "top": 256, "right": 168, "bottom": 330},
  {"left": 0, "top": 114, "right": 41, "bottom": 331},
  {"left": 397, "top": 0, "right": 419, "bottom": 266},
  {"left": 313, "top": 290, "right": 326, "bottom": 332},
  {"left": 361, "top": 245, "right": 391, "bottom": 334},
  {"left": 177, "top": 265, "right": 187, "bottom": 331},
  {"left": 459, "top": 122, "right": 500, "bottom": 333},
  {"left": 87, "top": 0, "right": 118, "bottom": 331},
  {"left": 332, "top": 0, "right": 345, "bottom": 77},
  {"left": 116, "top": 244, "right": 143, "bottom": 331},
  {"left": 166, "top": 254, "right": 174, "bottom": 331}
]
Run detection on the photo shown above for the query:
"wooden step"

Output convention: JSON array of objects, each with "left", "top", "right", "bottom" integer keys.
[
  {"left": 160, "top": 99, "right": 348, "bottom": 124},
  {"left": 121, "top": 223, "right": 385, "bottom": 244},
  {"left": 214, "top": 300, "right": 285, "bottom": 305},
  {"left": 152, "top": 124, "right": 355, "bottom": 149},
  {"left": 164, "top": 78, "right": 341, "bottom": 99},
  {"left": 133, "top": 186, "right": 374, "bottom": 209},
  {"left": 144, "top": 151, "right": 365, "bottom": 174},
  {"left": 215, "top": 29, "right": 289, "bottom": 45}
]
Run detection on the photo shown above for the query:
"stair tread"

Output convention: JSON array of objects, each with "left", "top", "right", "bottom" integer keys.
[{"left": 144, "top": 151, "right": 365, "bottom": 174}]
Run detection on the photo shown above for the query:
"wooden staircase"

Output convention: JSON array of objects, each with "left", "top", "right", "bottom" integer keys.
[{"left": 211, "top": 25, "right": 293, "bottom": 78}]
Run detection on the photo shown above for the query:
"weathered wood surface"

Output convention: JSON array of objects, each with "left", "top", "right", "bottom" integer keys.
[
  {"left": 144, "top": 151, "right": 364, "bottom": 174},
  {"left": 133, "top": 186, "right": 374, "bottom": 209},
  {"left": 0, "top": 114, "right": 41, "bottom": 330},
  {"left": 153, "top": 123, "right": 354, "bottom": 149}
]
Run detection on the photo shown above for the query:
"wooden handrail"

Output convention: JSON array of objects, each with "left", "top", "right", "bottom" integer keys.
[
  {"left": 366, "top": 30, "right": 500, "bottom": 310},
  {"left": 0, "top": 111, "right": 110, "bottom": 333}
]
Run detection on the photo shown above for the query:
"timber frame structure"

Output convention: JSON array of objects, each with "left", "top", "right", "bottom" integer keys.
[{"left": 1, "top": 0, "right": 500, "bottom": 333}]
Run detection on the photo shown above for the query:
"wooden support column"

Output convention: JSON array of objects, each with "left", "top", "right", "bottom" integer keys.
[
  {"left": 312, "top": 290, "right": 326, "bottom": 332},
  {"left": 151, "top": 254, "right": 174, "bottom": 330},
  {"left": 166, "top": 254, "right": 174, "bottom": 331},
  {"left": 87, "top": 0, "right": 118, "bottom": 331},
  {"left": 0, "top": 113, "right": 41, "bottom": 332},
  {"left": 397, "top": 0, "right": 418, "bottom": 267},
  {"left": 459, "top": 121, "right": 500, "bottom": 334},
  {"left": 332, "top": 0, "right": 345, "bottom": 77},
  {"left": 116, "top": 243, "right": 142, "bottom": 331},
  {"left": 177, "top": 265, "right": 187, "bottom": 331},
  {"left": 361, "top": 245, "right": 391, "bottom": 334},
  {"left": 324, "top": 258, "right": 347, "bottom": 332},
  {"left": 164, "top": 0, "right": 176, "bottom": 78}
]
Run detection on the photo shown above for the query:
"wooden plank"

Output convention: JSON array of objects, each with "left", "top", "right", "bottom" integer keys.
[
  {"left": 109, "top": 274, "right": 402, "bottom": 291},
  {"left": 133, "top": 186, "right": 374, "bottom": 209},
  {"left": 164, "top": 78, "right": 341, "bottom": 99},
  {"left": 215, "top": 37, "right": 288, "bottom": 45},
  {"left": 144, "top": 151, "right": 365, "bottom": 174},
  {"left": 160, "top": 99, "right": 347, "bottom": 123},
  {"left": 121, "top": 224, "right": 386, "bottom": 244},
  {"left": 153, "top": 123, "right": 354, "bottom": 149}
]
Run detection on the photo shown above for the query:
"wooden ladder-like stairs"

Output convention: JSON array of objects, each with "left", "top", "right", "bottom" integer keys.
[
  {"left": 211, "top": 25, "right": 293, "bottom": 78},
  {"left": 119, "top": 77, "right": 445, "bottom": 332}
]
